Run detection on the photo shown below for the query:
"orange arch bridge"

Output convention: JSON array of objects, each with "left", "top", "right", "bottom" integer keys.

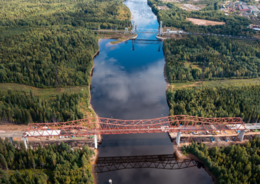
[{"left": 24, "top": 115, "right": 246, "bottom": 137}]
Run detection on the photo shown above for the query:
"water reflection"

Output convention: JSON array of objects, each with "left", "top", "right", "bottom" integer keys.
[
  {"left": 97, "top": 164, "right": 212, "bottom": 184},
  {"left": 125, "top": 0, "right": 158, "bottom": 36},
  {"left": 91, "top": 39, "right": 168, "bottom": 120},
  {"left": 98, "top": 133, "right": 173, "bottom": 157},
  {"left": 96, "top": 154, "right": 198, "bottom": 173},
  {"left": 91, "top": 0, "right": 214, "bottom": 183}
]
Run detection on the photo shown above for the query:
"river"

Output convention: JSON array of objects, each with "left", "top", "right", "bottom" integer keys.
[{"left": 90, "top": 0, "right": 214, "bottom": 183}]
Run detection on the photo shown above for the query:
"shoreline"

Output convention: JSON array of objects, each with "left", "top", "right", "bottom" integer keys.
[
  {"left": 91, "top": 148, "right": 99, "bottom": 184},
  {"left": 89, "top": 47, "right": 101, "bottom": 184},
  {"left": 174, "top": 146, "right": 217, "bottom": 184},
  {"left": 89, "top": 48, "right": 102, "bottom": 143},
  {"left": 109, "top": 34, "right": 138, "bottom": 45}
]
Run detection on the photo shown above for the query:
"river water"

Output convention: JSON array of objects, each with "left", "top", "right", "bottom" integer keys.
[{"left": 91, "top": 0, "right": 214, "bottom": 183}]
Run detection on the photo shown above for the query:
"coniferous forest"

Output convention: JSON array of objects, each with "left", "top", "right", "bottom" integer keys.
[
  {"left": 0, "top": 90, "right": 87, "bottom": 124},
  {"left": 0, "top": 0, "right": 131, "bottom": 124},
  {"left": 0, "top": 139, "right": 94, "bottom": 184},
  {"left": 167, "top": 84, "right": 260, "bottom": 123},
  {"left": 164, "top": 36, "right": 260, "bottom": 83},
  {"left": 0, "top": 0, "right": 131, "bottom": 88},
  {"left": 182, "top": 136, "right": 260, "bottom": 184}
]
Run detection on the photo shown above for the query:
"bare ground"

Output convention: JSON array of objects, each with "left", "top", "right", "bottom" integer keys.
[
  {"left": 0, "top": 123, "right": 27, "bottom": 132},
  {"left": 187, "top": 18, "right": 225, "bottom": 26}
]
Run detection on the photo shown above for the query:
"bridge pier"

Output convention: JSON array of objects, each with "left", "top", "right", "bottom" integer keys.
[
  {"left": 21, "top": 137, "right": 29, "bottom": 149},
  {"left": 8, "top": 137, "right": 13, "bottom": 145},
  {"left": 176, "top": 132, "right": 181, "bottom": 145},
  {"left": 124, "top": 28, "right": 129, "bottom": 34},
  {"left": 159, "top": 21, "right": 163, "bottom": 35},
  {"left": 238, "top": 130, "right": 246, "bottom": 141},
  {"left": 94, "top": 135, "right": 98, "bottom": 149},
  {"left": 132, "top": 21, "right": 135, "bottom": 34}
]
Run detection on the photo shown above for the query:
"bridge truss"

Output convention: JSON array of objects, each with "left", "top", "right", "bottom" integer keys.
[
  {"left": 95, "top": 154, "right": 198, "bottom": 173},
  {"left": 130, "top": 39, "right": 162, "bottom": 44},
  {"left": 135, "top": 28, "right": 158, "bottom": 34},
  {"left": 130, "top": 39, "right": 162, "bottom": 51},
  {"left": 24, "top": 115, "right": 246, "bottom": 137}
]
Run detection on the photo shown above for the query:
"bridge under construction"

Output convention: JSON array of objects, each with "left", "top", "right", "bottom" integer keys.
[
  {"left": 18, "top": 115, "right": 249, "bottom": 148},
  {"left": 1, "top": 115, "right": 259, "bottom": 149}
]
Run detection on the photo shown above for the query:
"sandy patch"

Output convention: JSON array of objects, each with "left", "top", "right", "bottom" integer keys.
[
  {"left": 157, "top": 5, "right": 169, "bottom": 10},
  {"left": 0, "top": 124, "right": 27, "bottom": 131},
  {"left": 181, "top": 4, "right": 203, "bottom": 11},
  {"left": 161, "top": 0, "right": 200, "bottom": 1},
  {"left": 187, "top": 18, "right": 225, "bottom": 26}
]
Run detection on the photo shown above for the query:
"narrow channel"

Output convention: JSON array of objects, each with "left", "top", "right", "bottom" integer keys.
[{"left": 90, "top": 0, "right": 214, "bottom": 183}]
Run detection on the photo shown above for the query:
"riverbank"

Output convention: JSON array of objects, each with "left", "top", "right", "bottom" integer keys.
[
  {"left": 96, "top": 33, "right": 137, "bottom": 45},
  {"left": 91, "top": 148, "right": 99, "bottom": 184},
  {"left": 174, "top": 147, "right": 217, "bottom": 184}
]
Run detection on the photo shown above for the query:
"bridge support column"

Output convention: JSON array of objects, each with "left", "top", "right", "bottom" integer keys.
[
  {"left": 159, "top": 21, "right": 163, "bottom": 35},
  {"left": 8, "top": 137, "right": 13, "bottom": 145},
  {"left": 132, "top": 21, "right": 135, "bottom": 34},
  {"left": 94, "top": 135, "right": 97, "bottom": 149},
  {"left": 124, "top": 28, "right": 129, "bottom": 34},
  {"left": 176, "top": 132, "right": 181, "bottom": 145},
  {"left": 238, "top": 130, "right": 246, "bottom": 141},
  {"left": 21, "top": 137, "right": 28, "bottom": 149}
]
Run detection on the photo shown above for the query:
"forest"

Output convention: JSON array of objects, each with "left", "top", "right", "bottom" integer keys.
[
  {"left": 167, "top": 84, "right": 260, "bottom": 123},
  {"left": 182, "top": 136, "right": 260, "bottom": 184},
  {"left": 0, "top": 0, "right": 131, "bottom": 124},
  {"left": 164, "top": 36, "right": 260, "bottom": 83},
  {"left": 0, "top": 0, "right": 131, "bottom": 88},
  {"left": 1, "top": 26, "right": 98, "bottom": 88},
  {"left": 0, "top": 0, "right": 130, "bottom": 30},
  {"left": 0, "top": 90, "right": 90, "bottom": 124},
  {"left": 148, "top": 0, "right": 255, "bottom": 36},
  {"left": 0, "top": 138, "right": 94, "bottom": 183}
]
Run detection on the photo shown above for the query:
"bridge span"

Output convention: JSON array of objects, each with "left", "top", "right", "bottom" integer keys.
[
  {"left": 24, "top": 115, "right": 245, "bottom": 137},
  {"left": 1, "top": 115, "right": 249, "bottom": 148},
  {"left": 20, "top": 115, "right": 247, "bottom": 147}
]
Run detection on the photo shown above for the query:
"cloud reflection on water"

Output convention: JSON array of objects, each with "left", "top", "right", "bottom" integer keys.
[
  {"left": 91, "top": 0, "right": 214, "bottom": 183},
  {"left": 91, "top": 40, "right": 168, "bottom": 119}
]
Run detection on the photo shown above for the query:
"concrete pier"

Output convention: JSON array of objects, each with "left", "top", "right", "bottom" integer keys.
[
  {"left": 176, "top": 132, "right": 181, "bottom": 145},
  {"left": 94, "top": 135, "right": 98, "bottom": 149},
  {"left": 238, "top": 130, "right": 246, "bottom": 141},
  {"left": 8, "top": 137, "right": 13, "bottom": 145}
]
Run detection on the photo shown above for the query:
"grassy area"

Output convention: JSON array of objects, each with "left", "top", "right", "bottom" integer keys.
[
  {"left": 110, "top": 34, "right": 137, "bottom": 44},
  {"left": 184, "top": 62, "right": 202, "bottom": 69},
  {"left": 8, "top": 169, "right": 52, "bottom": 177},
  {"left": 0, "top": 83, "right": 90, "bottom": 99},
  {"left": 169, "top": 78, "right": 260, "bottom": 90},
  {"left": 0, "top": 83, "right": 96, "bottom": 120},
  {"left": 96, "top": 33, "right": 137, "bottom": 44}
]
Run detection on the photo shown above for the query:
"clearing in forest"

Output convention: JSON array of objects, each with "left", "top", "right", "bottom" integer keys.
[
  {"left": 169, "top": 78, "right": 260, "bottom": 90},
  {"left": 180, "top": 4, "right": 204, "bottom": 11},
  {"left": 186, "top": 18, "right": 225, "bottom": 26}
]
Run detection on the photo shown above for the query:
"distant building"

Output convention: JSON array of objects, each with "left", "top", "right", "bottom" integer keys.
[
  {"left": 239, "top": 5, "right": 250, "bottom": 12},
  {"left": 248, "top": 5, "right": 259, "bottom": 14},
  {"left": 248, "top": 24, "right": 260, "bottom": 30}
]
